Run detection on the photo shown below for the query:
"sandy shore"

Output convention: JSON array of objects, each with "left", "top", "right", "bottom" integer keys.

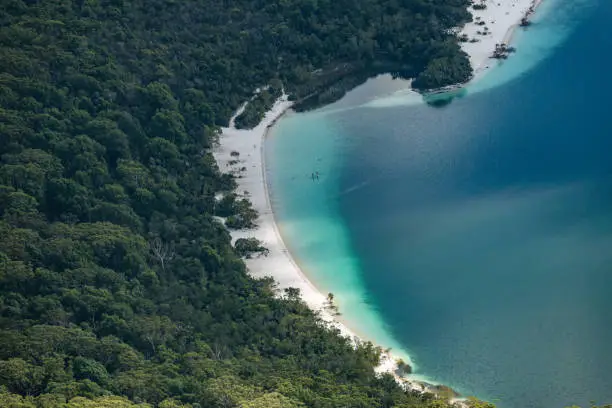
[
  {"left": 214, "top": 95, "right": 356, "bottom": 339},
  {"left": 212, "top": 95, "right": 440, "bottom": 395},
  {"left": 459, "top": 0, "right": 543, "bottom": 81}
]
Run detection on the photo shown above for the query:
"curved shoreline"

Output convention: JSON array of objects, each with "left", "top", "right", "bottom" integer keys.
[
  {"left": 260, "top": 111, "right": 420, "bottom": 375},
  {"left": 211, "top": 1, "right": 547, "bottom": 400},
  {"left": 213, "top": 95, "right": 437, "bottom": 394},
  {"left": 215, "top": 96, "right": 353, "bottom": 338}
]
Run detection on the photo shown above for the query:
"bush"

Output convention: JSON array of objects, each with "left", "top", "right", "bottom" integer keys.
[{"left": 234, "top": 238, "right": 269, "bottom": 258}]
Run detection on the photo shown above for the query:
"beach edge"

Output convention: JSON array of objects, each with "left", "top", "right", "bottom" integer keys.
[
  {"left": 459, "top": 0, "right": 544, "bottom": 84},
  {"left": 212, "top": 94, "right": 443, "bottom": 395}
]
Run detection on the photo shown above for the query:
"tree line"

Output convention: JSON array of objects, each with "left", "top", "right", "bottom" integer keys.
[{"left": 0, "top": 0, "right": 485, "bottom": 407}]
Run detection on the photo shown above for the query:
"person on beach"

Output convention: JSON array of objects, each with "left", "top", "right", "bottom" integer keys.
[
  {"left": 316, "top": 171, "right": 319, "bottom": 180},
  {"left": 311, "top": 173, "right": 315, "bottom": 181}
]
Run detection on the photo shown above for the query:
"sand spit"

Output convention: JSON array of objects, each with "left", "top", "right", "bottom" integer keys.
[{"left": 459, "top": 0, "right": 544, "bottom": 80}]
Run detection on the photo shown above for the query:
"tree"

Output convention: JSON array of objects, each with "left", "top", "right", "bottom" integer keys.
[
  {"left": 234, "top": 237, "right": 268, "bottom": 258},
  {"left": 241, "top": 392, "right": 304, "bottom": 408},
  {"left": 149, "top": 238, "right": 175, "bottom": 272}
]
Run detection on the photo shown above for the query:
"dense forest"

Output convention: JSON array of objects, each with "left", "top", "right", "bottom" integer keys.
[{"left": 0, "top": 0, "right": 493, "bottom": 407}]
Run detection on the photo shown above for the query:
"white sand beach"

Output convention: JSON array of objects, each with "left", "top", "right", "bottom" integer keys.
[
  {"left": 460, "top": 0, "right": 543, "bottom": 80},
  {"left": 213, "top": 95, "right": 353, "bottom": 338},
  {"left": 212, "top": 95, "right": 437, "bottom": 394}
]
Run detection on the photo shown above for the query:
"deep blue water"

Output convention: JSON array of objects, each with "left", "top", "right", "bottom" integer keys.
[{"left": 267, "top": 1, "right": 612, "bottom": 407}]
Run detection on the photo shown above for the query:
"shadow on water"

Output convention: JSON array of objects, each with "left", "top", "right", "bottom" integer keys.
[
  {"left": 423, "top": 88, "right": 468, "bottom": 108},
  {"left": 348, "top": 0, "right": 597, "bottom": 111},
  {"left": 299, "top": 0, "right": 597, "bottom": 120}
]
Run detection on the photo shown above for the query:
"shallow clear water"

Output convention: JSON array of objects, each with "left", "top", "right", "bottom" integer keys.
[
  {"left": 266, "top": 1, "right": 611, "bottom": 407},
  {"left": 266, "top": 106, "right": 414, "bottom": 365}
]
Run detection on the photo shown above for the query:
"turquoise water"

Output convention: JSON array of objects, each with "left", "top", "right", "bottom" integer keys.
[
  {"left": 266, "top": 1, "right": 611, "bottom": 407},
  {"left": 266, "top": 106, "right": 415, "bottom": 366}
]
